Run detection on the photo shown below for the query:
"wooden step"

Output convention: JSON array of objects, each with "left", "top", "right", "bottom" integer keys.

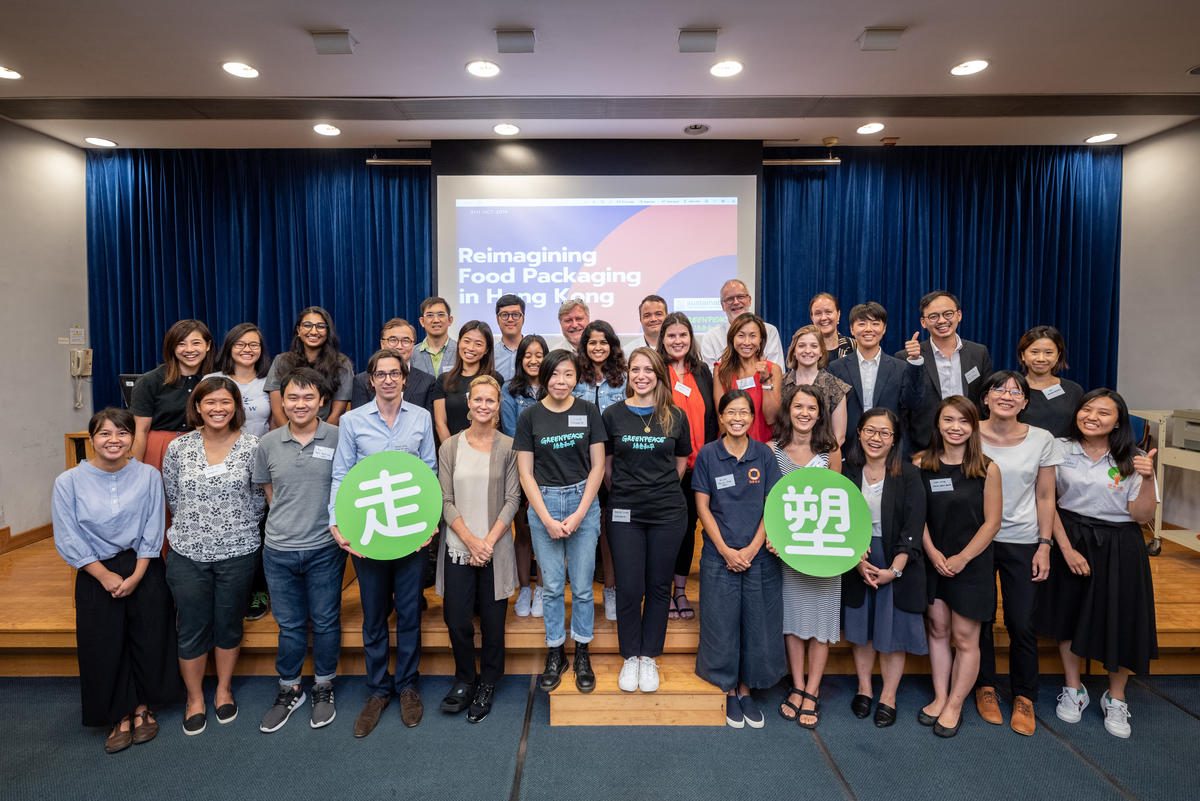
[{"left": 548, "top": 654, "right": 726, "bottom": 726}]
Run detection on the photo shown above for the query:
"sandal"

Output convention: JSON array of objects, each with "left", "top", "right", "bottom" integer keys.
[
  {"left": 779, "top": 686, "right": 804, "bottom": 721},
  {"left": 796, "top": 691, "right": 821, "bottom": 729},
  {"left": 672, "top": 588, "right": 695, "bottom": 620},
  {"left": 667, "top": 592, "right": 679, "bottom": 621}
]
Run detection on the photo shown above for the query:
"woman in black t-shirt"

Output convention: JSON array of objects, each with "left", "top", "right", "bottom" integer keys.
[
  {"left": 1016, "top": 326, "right": 1084, "bottom": 438},
  {"left": 131, "top": 319, "right": 215, "bottom": 470},
  {"left": 434, "top": 321, "right": 505, "bottom": 442},
  {"left": 601, "top": 347, "right": 691, "bottom": 693}
]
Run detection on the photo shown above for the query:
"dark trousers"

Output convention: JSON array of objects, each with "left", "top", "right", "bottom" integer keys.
[
  {"left": 352, "top": 552, "right": 424, "bottom": 696},
  {"left": 672, "top": 470, "right": 698, "bottom": 577},
  {"left": 608, "top": 516, "right": 685, "bottom": 658},
  {"left": 979, "top": 541, "right": 1041, "bottom": 701},
  {"left": 75, "top": 551, "right": 182, "bottom": 727},
  {"left": 442, "top": 559, "right": 508, "bottom": 684}
]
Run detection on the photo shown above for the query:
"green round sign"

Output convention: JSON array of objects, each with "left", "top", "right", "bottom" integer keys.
[
  {"left": 334, "top": 451, "right": 443, "bottom": 560},
  {"left": 765, "top": 467, "right": 871, "bottom": 578}
]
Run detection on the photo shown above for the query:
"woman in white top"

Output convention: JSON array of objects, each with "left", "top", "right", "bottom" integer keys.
[
  {"left": 974, "top": 370, "right": 1063, "bottom": 736},
  {"left": 206, "top": 323, "right": 271, "bottom": 438}
]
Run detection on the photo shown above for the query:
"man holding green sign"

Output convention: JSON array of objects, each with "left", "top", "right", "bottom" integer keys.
[{"left": 329, "top": 349, "right": 440, "bottom": 738}]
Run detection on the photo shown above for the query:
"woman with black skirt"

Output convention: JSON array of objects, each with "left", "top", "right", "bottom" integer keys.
[
  {"left": 52, "top": 408, "right": 182, "bottom": 753},
  {"left": 1040, "top": 389, "right": 1158, "bottom": 739}
]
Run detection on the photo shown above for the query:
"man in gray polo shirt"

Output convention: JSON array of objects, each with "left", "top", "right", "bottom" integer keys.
[{"left": 252, "top": 367, "right": 346, "bottom": 732}]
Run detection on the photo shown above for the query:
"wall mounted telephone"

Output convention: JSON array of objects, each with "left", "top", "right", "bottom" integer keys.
[{"left": 70, "top": 348, "right": 93, "bottom": 377}]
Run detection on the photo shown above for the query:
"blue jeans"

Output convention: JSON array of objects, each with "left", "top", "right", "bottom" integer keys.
[
  {"left": 262, "top": 543, "right": 347, "bottom": 686},
  {"left": 527, "top": 479, "right": 601, "bottom": 647}
]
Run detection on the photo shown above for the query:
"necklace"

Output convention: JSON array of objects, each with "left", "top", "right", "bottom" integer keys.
[{"left": 628, "top": 403, "right": 652, "bottom": 434}]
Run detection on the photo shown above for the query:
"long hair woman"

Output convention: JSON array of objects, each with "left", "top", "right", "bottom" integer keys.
[
  {"left": 713, "top": 313, "right": 782, "bottom": 443},
  {"left": 265, "top": 306, "right": 354, "bottom": 427}
]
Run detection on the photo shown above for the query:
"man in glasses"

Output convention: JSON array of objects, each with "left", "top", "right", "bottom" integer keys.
[
  {"left": 893, "top": 290, "right": 993, "bottom": 450},
  {"left": 411, "top": 297, "right": 457, "bottom": 377},
  {"left": 699, "top": 279, "right": 784, "bottom": 369},
  {"left": 350, "top": 318, "right": 436, "bottom": 415},
  {"left": 493, "top": 294, "right": 527, "bottom": 381}
]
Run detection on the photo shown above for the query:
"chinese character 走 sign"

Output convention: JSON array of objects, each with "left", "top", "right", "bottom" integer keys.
[
  {"left": 765, "top": 468, "right": 871, "bottom": 577},
  {"left": 334, "top": 452, "right": 442, "bottom": 560}
]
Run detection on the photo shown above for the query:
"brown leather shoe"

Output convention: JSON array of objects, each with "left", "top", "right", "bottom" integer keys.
[
  {"left": 399, "top": 687, "right": 423, "bottom": 728},
  {"left": 1011, "top": 695, "right": 1036, "bottom": 736},
  {"left": 132, "top": 709, "right": 158, "bottom": 744},
  {"left": 975, "top": 687, "right": 1003, "bottom": 725},
  {"left": 105, "top": 717, "right": 133, "bottom": 754},
  {"left": 354, "top": 695, "right": 390, "bottom": 738}
]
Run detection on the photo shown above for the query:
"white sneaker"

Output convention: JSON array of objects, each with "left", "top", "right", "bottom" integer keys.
[
  {"left": 530, "top": 586, "right": 544, "bottom": 618},
  {"left": 514, "top": 586, "right": 533, "bottom": 617},
  {"left": 638, "top": 656, "right": 660, "bottom": 693},
  {"left": 618, "top": 656, "right": 640, "bottom": 692},
  {"left": 604, "top": 587, "right": 617, "bottom": 621},
  {"left": 1055, "top": 685, "right": 1090, "bottom": 723},
  {"left": 1101, "top": 691, "right": 1131, "bottom": 738}
]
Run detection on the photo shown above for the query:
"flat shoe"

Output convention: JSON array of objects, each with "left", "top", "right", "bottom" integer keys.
[
  {"left": 917, "top": 708, "right": 939, "bottom": 727},
  {"left": 215, "top": 701, "right": 238, "bottom": 724},
  {"left": 105, "top": 718, "right": 133, "bottom": 754},
  {"left": 440, "top": 681, "right": 474, "bottom": 714},
  {"left": 850, "top": 694, "right": 872, "bottom": 719},
  {"left": 874, "top": 703, "right": 897, "bottom": 728},
  {"left": 183, "top": 712, "right": 207, "bottom": 736},
  {"left": 132, "top": 710, "right": 158, "bottom": 744},
  {"left": 934, "top": 715, "right": 961, "bottom": 738}
]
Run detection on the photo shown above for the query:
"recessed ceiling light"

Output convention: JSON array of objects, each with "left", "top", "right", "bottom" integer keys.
[
  {"left": 950, "top": 60, "right": 989, "bottom": 76},
  {"left": 710, "top": 60, "right": 743, "bottom": 77},
  {"left": 84, "top": 137, "right": 118, "bottom": 147},
  {"left": 493, "top": 123, "right": 520, "bottom": 136},
  {"left": 856, "top": 122, "right": 885, "bottom": 134},
  {"left": 466, "top": 60, "right": 500, "bottom": 78},
  {"left": 0, "top": 65, "right": 21, "bottom": 80},
  {"left": 313, "top": 123, "right": 341, "bottom": 136},
  {"left": 222, "top": 62, "right": 259, "bottom": 78},
  {"left": 1085, "top": 133, "right": 1118, "bottom": 143}
]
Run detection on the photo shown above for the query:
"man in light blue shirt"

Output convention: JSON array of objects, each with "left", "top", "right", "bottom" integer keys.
[
  {"left": 493, "top": 293, "right": 526, "bottom": 381},
  {"left": 328, "top": 348, "right": 436, "bottom": 738}
]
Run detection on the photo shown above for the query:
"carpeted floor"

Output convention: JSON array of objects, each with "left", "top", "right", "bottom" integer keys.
[{"left": 3, "top": 673, "right": 1199, "bottom": 801}]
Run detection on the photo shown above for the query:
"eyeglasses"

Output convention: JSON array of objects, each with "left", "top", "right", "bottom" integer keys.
[
  {"left": 373, "top": 370, "right": 404, "bottom": 382},
  {"left": 862, "top": 427, "right": 895, "bottom": 441},
  {"left": 423, "top": 311, "right": 449, "bottom": 320},
  {"left": 922, "top": 311, "right": 959, "bottom": 322},
  {"left": 722, "top": 409, "right": 753, "bottom": 419},
  {"left": 497, "top": 311, "right": 524, "bottom": 322},
  {"left": 382, "top": 336, "right": 414, "bottom": 347},
  {"left": 298, "top": 321, "right": 328, "bottom": 332},
  {"left": 232, "top": 342, "right": 261, "bottom": 352},
  {"left": 989, "top": 386, "right": 1025, "bottom": 398},
  {"left": 721, "top": 293, "right": 750, "bottom": 307}
]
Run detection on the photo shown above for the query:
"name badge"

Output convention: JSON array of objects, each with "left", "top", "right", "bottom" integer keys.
[
  {"left": 715, "top": 474, "right": 736, "bottom": 490},
  {"left": 674, "top": 381, "right": 692, "bottom": 397},
  {"left": 612, "top": 509, "right": 631, "bottom": 523},
  {"left": 736, "top": 376, "right": 756, "bottom": 390},
  {"left": 313, "top": 445, "right": 335, "bottom": 461},
  {"left": 203, "top": 463, "right": 228, "bottom": 479},
  {"left": 568, "top": 415, "right": 588, "bottom": 428},
  {"left": 964, "top": 366, "right": 981, "bottom": 384},
  {"left": 929, "top": 478, "right": 953, "bottom": 492},
  {"left": 1042, "top": 384, "right": 1065, "bottom": 400}
]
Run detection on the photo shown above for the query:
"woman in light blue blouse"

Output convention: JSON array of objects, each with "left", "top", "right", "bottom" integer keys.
[
  {"left": 52, "top": 408, "right": 182, "bottom": 753},
  {"left": 162, "top": 376, "right": 266, "bottom": 736}
]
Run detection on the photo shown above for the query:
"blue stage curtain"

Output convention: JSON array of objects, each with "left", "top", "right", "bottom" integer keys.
[
  {"left": 761, "top": 146, "right": 1122, "bottom": 391},
  {"left": 86, "top": 148, "right": 430, "bottom": 407}
]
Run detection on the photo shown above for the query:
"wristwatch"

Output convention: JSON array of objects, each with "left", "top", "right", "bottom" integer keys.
[
  {"left": 1037, "top": 537, "right": 1052, "bottom": 547},
  {"left": 890, "top": 566, "right": 903, "bottom": 579}
]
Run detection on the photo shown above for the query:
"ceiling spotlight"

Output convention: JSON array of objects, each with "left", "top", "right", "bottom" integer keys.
[
  {"left": 313, "top": 123, "right": 341, "bottom": 136},
  {"left": 467, "top": 60, "right": 500, "bottom": 78},
  {"left": 84, "top": 137, "right": 118, "bottom": 147},
  {"left": 1085, "top": 133, "right": 1118, "bottom": 143},
  {"left": 0, "top": 65, "right": 21, "bottom": 80},
  {"left": 493, "top": 123, "right": 520, "bottom": 136},
  {"left": 710, "top": 60, "right": 743, "bottom": 77},
  {"left": 950, "top": 60, "right": 989, "bottom": 76},
  {"left": 856, "top": 122, "right": 885, "bottom": 134},
  {"left": 683, "top": 123, "right": 710, "bottom": 136},
  {"left": 222, "top": 62, "right": 259, "bottom": 78}
]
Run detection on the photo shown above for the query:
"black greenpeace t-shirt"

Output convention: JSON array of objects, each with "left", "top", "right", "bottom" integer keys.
[
  {"left": 602, "top": 402, "right": 691, "bottom": 524},
  {"left": 513, "top": 398, "right": 607, "bottom": 487}
]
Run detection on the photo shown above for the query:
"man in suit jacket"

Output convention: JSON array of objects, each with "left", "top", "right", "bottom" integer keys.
[
  {"left": 410, "top": 297, "right": 457, "bottom": 377},
  {"left": 350, "top": 318, "right": 437, "bottom": 415},
  {"left": 827, "top": 302, "right": 925, "bottom": 455},
  {"left": 893, "top": 290, "right": 993, "bottom": 451}
]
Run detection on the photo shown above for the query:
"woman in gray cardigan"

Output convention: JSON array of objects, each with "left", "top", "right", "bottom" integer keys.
[{"left": 435, "top": 375, "right": 521, "bottom": 723}]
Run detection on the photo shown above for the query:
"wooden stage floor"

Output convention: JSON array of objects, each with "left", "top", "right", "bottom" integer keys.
[{"left": 3, "top": 533, "right": 1199, "bottom": 677}]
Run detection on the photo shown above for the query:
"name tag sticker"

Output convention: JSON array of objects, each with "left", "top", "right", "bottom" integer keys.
[
  {"left": 568, "top": 415, "right": 588, "bottom": 428},
  {"left": 674, "top": 381, "right": 692, "bottom": 397},
  {"left": 203, "top": 463, "right": 228, "bottom": 479},
  {"left": 1042, "top": 384, "right": 1066, "bottom": 400},
  {"left": 964, "top": 366, "right": 981, "bottom": 384},
  {"left": 715, "top": 474, "right": 736, "bottom": 490},
  {"left": 929, "top": 478, "right": 954, "bottom": 493},
  {"left": 612, "top": 509, "right": 631, "bottom": 523},
  {"left": 313, "top": 445, "right": 335, "bottom": 461},
  {"left": 736, "top": 376, "right": 756, "bottom": 390}
]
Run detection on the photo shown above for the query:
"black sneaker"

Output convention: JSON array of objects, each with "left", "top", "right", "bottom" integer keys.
[
  {"left": 573, "top": 642, "right": 595, "bottom": 693},
  {"left": 538, "top": 646, "right": 568, "bottom": 692},
  {"left": 245, "top": 591, "right": 270, "bottom": 621},
  {"left": 466, "top": 683, "right": 495, "bottom": 724},
  {"left": 310, "top": 682, "right": 335, "bottom": 729},
  {"left": 260, "top": 686, "right": 304, "bottom": 733},
  {"left": 440, "top": 680, "right": 475, "bottom": 714}
]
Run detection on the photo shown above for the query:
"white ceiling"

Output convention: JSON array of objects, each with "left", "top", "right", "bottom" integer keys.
[{"left": 1, "top": 0, "right": 1198, "bottom": 148}]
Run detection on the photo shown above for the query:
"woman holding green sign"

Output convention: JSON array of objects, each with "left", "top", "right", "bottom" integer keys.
[{"left": 916, "top": 396, "right": 1002, "bottom": 738}]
